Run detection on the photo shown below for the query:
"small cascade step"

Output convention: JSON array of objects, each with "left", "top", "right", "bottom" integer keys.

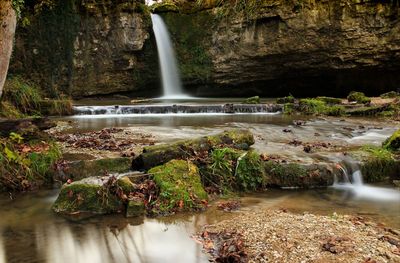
[{"left": 73, "top": 104, "right": 283, "bottom": 115}]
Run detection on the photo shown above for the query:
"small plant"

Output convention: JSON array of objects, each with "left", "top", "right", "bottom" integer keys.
[{"left": 277, "top": 95, "right": 295, "bottom": 104}]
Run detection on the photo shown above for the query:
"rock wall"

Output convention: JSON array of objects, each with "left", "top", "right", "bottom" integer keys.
[
  {"left": 10, "top": 0, "right": 159, "bottom": 98},
  {"left": 9, "top": 0, "right": 400, "bottom": 98},
  {"left": 162, "top": 0, "right": 400, "bottom": 97}
]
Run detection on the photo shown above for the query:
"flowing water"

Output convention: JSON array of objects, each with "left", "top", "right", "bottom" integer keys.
[
  {"left": 151, "top": 14, "right": 190, "bottom": 99},
  {"left": 3, "top": 100, "right": 398, "bottom": 262}
]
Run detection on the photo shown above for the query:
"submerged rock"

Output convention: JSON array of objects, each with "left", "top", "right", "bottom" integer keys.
[{"left": 148, "top": 160, "right": 207, "bottom": 212}]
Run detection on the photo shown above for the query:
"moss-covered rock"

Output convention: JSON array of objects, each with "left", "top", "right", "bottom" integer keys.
[
  {"left": 148, "top": 160, "right": 207, "bottom": 212},
  {"left": 58, "top": 157, "right": 132, "bottom": 181},
  {"left": 316, "top": 96, "right": 342, "bottom": 104},
  {"left": 276, "top": 95, "right": 295, "bottom": 104},
  {"left": 133, "top": 130, "right": 255, "bottom": 170},
  {"left": 297, "top": 99, "right": 345, "bottom": 116},
  {"left": 38, "top": 99, "right": 74, "bottom": 116},
  {"left": 347, "top": 91, "right": 371, "bottom": 104},
  {"left": 383, "top": 129, "right": 400, "bottom": 152},
  {"left": 264, "top": 161, "right": 335, "bottom": 188},
  {"left": 126, "top": 199, "right": 145, "bottom": 218},
  {"left": 346, "top": 104, "right": 391, "bottom": 116},
  {"left": 380, "top": 91, "right": 399, "bottom": 99},
  {"left": 349, "top": 146, "right": 400, "bottom": 182},
  {"left": 52, "top": 176, "right": 124, "bottom": 215},
  {"left": 242, "top": 96, "right": 260, "bottom": 104}
]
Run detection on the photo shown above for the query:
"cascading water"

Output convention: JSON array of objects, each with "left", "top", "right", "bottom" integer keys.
[
  {"left": 151, "top": 14, "right": 190, "bottom": 99},
  {"left": 333, "top": 159, "right": 400, "bottom": 202}
]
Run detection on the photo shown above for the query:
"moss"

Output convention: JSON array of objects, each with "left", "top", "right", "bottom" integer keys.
[
  {"left": 117, "top": 176, "right": 136, "bottom": 194},
  {"left": 264, "top": 161, "right": 334, "bottom": 187},
  {"left": 242, "top": 96, "right": 260, "bottom": 104},
  {"left": 149, "top": 160, "right": 207, "bottom": 212},
  {"left": 324, "top": 105, "right": 346, "bottom": 116},
  {"left": 347, "top": 91, "right": 371, "bottom": 104},
  {"left": 316, "top": 96, "right": 342, "bottom": 104},
  {"left": 52, "top": 179, "right": 123, "bottom": 215},
  {"left": 346, "top": 105, "right": 390, "bottom": 116},
  {"left": 380, "top": 91, "right": 399, "bottom": 98},
  {"left": 161, "top": 12, "right": 213, "bottom": 82},
  {"left": 383, "top": 129, "right": 400, "bottom": 152},
  {"left": 126, "top": 199, "right": 145, "bottom": 218},
  {"left": 276, "top": 95, "right": 295, "bottom": 104},
  {"left": 350, "top": 146, "right": 399, "bottom": 182}
]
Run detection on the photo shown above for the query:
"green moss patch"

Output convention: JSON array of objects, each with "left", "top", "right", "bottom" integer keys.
[
  {"left": 350, "top": 146, "right": 400, "bottom": 182},
  {"left": 149, "top": 160, "right": 207, "bottom": 212},
  {"left": 383, "top": 129, "right": 400, "bottom": 152},
  {"left": 347, "top": 91, "right": 371, "bottom": 104},
  {"left": 242, "top": 96, "right": 260, "bottom": 104},
  {"left": 264, "top": 161, "right": 334, "bottom": 188},
  {"left": 52, "top": 177, "right": 123, "bottom": 215}
]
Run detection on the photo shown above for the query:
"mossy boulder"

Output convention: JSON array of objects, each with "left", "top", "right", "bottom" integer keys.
[
  {"left": 148, "top": 160, "right": 207, "bottom": 211},
  {"left": 52, "top": 176, "right": 124, "bottom": 215},
  {"left": 242, "top": 96, "right": 260, "bottom": 104},
  {"left": 346, "top": 104, "right": 390, "bottom": 116},
  {"left": 264, "top": 161, "right": 335, "bottom": 188},
  {"left": 297, "top": 99, "right": 345, "bottom": 116},
  {"left": 347, "top": 91, "right": 371, "bottom": 104},
  {"left": 126, "top": 199, "right": 145, "bottom": 218},
  {"left": 349, "top": 146, "right": 400, "bottom": 182},
  {"left": 133, "top": 130, "right": 255, "bottom": 170},
  {"left": 383, "top": 129, "right": 400, "bottom": 152}
]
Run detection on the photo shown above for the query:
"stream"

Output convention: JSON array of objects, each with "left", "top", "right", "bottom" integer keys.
[{"left": 1, "top": 100, "right": 399, "bottom": 263}]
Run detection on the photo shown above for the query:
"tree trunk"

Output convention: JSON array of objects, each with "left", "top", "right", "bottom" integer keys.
[{"left": 0, "top": 0, "right": 16, "bottom": 97}]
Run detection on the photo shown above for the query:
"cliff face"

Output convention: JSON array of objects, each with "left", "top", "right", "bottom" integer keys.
[
  {"left": 10, "top": 0, "right": 159, "bottom": 97},
  {"left": 163, "top": 0, "right": 400, "bottom": 97},
  {"left": 10, "top": 0, "right": 400, "bottom": 98}
]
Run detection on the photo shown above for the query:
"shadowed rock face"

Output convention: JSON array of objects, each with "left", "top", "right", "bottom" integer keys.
[
  {"left": 10, "top": 0, "right": 160, "bottom": 98},
  {"left": 10, "top": 0, "right": 400, "bottom": 98}
]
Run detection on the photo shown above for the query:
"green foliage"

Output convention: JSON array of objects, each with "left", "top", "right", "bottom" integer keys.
[
  {"left": 283, "top": 103, "right": 294, "bottom": 115},
  {"left": 235, "top": 151, "right": 265, "bottom": 191},
  {"left": 383, "top": 129, "right": 400, "bottom": 152},
  {"left": 242, "top": 96, "right": 260, "bottom": 104},
  {"left": 12, "top": 0, "right": 25, "bottom": 18},
  {"left": 0, "top": 133, "right": 61, "bottom": 191},
  {"left": 3, "top": 76, "right": 42, "bottom": 114},
  {"left": 358, "top": 145, "right": 398, "bottom": 182},
  {"left": 204, "top": 148, "right": 264, "bottom": 192},
  {"left": 1, "top": 77, "right": 73, "bottom": 118},
  {"left": 297, "top": 99, "right": 345, "bottom": 116},
  {"left": 347, "top": 91, "right": 371, "bottom": 104}
]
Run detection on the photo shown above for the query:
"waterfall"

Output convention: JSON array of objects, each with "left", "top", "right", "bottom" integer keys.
[
  {"left": 151, "top": 14, "right": 189, "bottom": 99},
  {"left": 333, "top": 159, "right": 400, "bottom": 202}
]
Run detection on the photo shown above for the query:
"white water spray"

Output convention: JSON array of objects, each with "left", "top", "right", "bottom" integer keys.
[
  {"left": 333, "top": 160, "right": 400, "bottom": 202},
  {"left": 151, "top": 14, "right": 190, "bottom": 99}
]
